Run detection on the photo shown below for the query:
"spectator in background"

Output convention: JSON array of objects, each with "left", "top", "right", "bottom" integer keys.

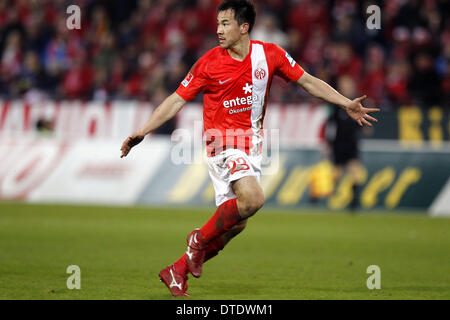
[
  {"left": 62, "top": 52, "right": 94, "bottom": 99},
  {"left": 301, "top": 29, "right": 327, "bottom": 74},
  {"left": 16, "top": 51, "right": 47, "bottom": 95},
  {"left": 0, "top": 0, "right": 447, "bottom": 109},
  {"left": 360, "top": 44, "right": 386, "bottom": 107},
  {"left": 287, "top": 0, "right": 329, "bottom": 47},
  {"left": 251, "top": 13, "right": 288, "bottom": 47},
  {"left": 92, "top": 65, "right": 108, "bottom": 101},
  {"left": 331, "top": 1, "right": 368, "bottom": 53},
  {"left": 41, "top": 18, "right": 72, "bottom": 80},
  {"left": 385, "top": 59, "right": 411, "bottom": 107},
  {"left": 108, "top": 56, "right": 126, "bottom": 97},
  {"left": 409, "top": 52, "right": 442, "bottom": 107},
  {"left": 328, "top": 42, "right": 362, "bottom": 80},
  {"left": 1, "top": 31, "right": 22, "bottom": 80},
  {"left": 438, "top": 38, "right": 450, "bottom": 108},
  {"left": 93, "top": 33, "right": 117, "bottom": 71}
]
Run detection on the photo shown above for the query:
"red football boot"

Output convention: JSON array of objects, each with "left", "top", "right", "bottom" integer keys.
[
  {"left": 159, "top": 265, "right": 189, "bottom": 297},
  {"left": 185, "top": 229, "right": 207, "bottom": 278}
]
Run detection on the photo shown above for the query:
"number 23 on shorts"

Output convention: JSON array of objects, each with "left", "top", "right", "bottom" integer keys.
[{"left": 227, "top": 157, "right": 250, "bottom": 175}]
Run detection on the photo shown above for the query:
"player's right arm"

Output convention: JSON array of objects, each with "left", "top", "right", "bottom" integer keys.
[
  {"left": 120, "top": 92, "right": 186, "bottom": 158},
  {"left": 121, "top": 54, "right": 209, "bottom": 158}
]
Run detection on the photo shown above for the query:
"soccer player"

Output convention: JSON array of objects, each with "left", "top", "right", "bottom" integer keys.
[{"left": 120, "top": 0, "right": 379, "bottom": 297}]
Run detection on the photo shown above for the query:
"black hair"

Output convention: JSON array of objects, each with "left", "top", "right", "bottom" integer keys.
[{"left": 217, "top": 0, "right": 256, "bottom": 33}]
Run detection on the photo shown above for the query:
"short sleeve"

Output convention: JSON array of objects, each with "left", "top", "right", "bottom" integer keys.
[
  {"left": 176, "top": 57, "right": 209, "bottom": 101},
  {"left": 269, "top": 44, "right": 304, "bottom": 82}
]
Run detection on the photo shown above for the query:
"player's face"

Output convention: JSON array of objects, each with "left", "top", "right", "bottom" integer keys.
[{"left": 217, "top": 9, "right": 244, "bottom": 49}]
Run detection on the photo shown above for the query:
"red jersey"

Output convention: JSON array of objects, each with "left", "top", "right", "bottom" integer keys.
[{"left": 176, "top": 40, "right": 304, "bottom": 156}]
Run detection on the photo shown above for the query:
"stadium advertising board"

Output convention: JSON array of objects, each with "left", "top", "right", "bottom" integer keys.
[
  {"left": 0, "top": 100, "right": 328, "bottom": 146},
  {"left": 0, "top": 136, "right": 169, "bottom": 204},
  {"left": 0, "top": 101, "right": 448, "bottom": 215},
  {"left": 362, "top": 105, "right": 450, "bottom": 144},
  {"left": 1, "top": 136, "right": 448, "bottom": 215},
  {"left": 138, "top": 143, "right": 450, "bottom": 215},
  {"left": 2, "top": 101, "right": 448, "bottom": 143}
]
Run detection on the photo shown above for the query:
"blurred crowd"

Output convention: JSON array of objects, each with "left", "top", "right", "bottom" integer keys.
[{"left": 0, "top": 0, "right": 449, "bottom": 109}]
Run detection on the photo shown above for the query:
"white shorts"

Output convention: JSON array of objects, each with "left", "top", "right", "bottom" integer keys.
[{"left": 207, "top": 148, "right": 262, "bottom": 207}]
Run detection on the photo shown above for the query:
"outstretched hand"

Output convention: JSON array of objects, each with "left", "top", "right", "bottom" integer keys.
[
  {"left": 120, "top": 133, "right": 145, "bottom": 158},
  {"left": 345, "top": 95, "right": 380, "bottom": 127}
]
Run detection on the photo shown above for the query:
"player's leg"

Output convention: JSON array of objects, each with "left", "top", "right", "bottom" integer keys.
[
  {"left": 220, "top": 218, "right": 248, "bottom": 246},
  {"left": 165, "top": 218, "right": 247, "bottom": 279},
  {"left": 204, "top": 218, "right": 247, "bottom": 262},
  {"left": 159, "top": 219, "right": 248, "bottom": 297},
  {"left": 231, "top": 175, "right": 265, "bottom": 219},
  {"left": 160, "top": 150, "right": 261, "bottom": 297},
  {"left": 195, "top": 175, "right": 263, "bottom": 250},
  {"left": 163, "top": 197, "right": 244, "bottom": 291},
  {"left": 185, "top": 175, "right": 263, "bottom": 277}
]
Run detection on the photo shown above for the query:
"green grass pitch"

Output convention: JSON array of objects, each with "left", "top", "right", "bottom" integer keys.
[{"left": 1, "top": 202, "right": 449, "bottom": 300}]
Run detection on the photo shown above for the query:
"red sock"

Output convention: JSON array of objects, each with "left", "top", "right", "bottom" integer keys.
[
  {"left": 173, "top": 199, "right": 239, "bottom": 276},
  {"left": 204, "top": 236, "right": 225, "bottom": 263},
  {"left": 172, "top": 237, "right": 225, "bottom": 276},
  {"left": 173, "top": 254, "right": 188, "bottom": 276},
  {"left": 199, "top": 198, "right": 241, "bottom": 243}
]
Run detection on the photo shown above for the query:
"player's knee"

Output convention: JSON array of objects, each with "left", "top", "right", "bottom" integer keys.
[
  {"left": 252, "top": 195, "right": 265, "bottom": 212},
  {"left": 239, "top": 194, "right": 264, "bottom": 218}
]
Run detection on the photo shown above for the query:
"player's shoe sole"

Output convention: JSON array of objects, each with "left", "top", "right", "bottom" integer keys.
[
  {"left": 185, "top": 229, "right": 207, "bottom": 278},
  {"left": 159, "top": 265, "right": 189, "bottom": 297}
]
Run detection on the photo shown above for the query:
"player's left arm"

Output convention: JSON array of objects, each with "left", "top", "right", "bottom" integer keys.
[{"left": 297, "top": 72, "right": 380, "bottom": 127}]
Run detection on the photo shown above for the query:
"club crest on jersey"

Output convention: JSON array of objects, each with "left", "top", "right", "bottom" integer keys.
[
  {"left": 254, "top": 68, "right": 266, "bottom": 80},
  {"left": 285, "top": 52, "right": 296, "bottom": 67},
  {"left": 181, "top": 72, "right": 194, "bottom": 87}
]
